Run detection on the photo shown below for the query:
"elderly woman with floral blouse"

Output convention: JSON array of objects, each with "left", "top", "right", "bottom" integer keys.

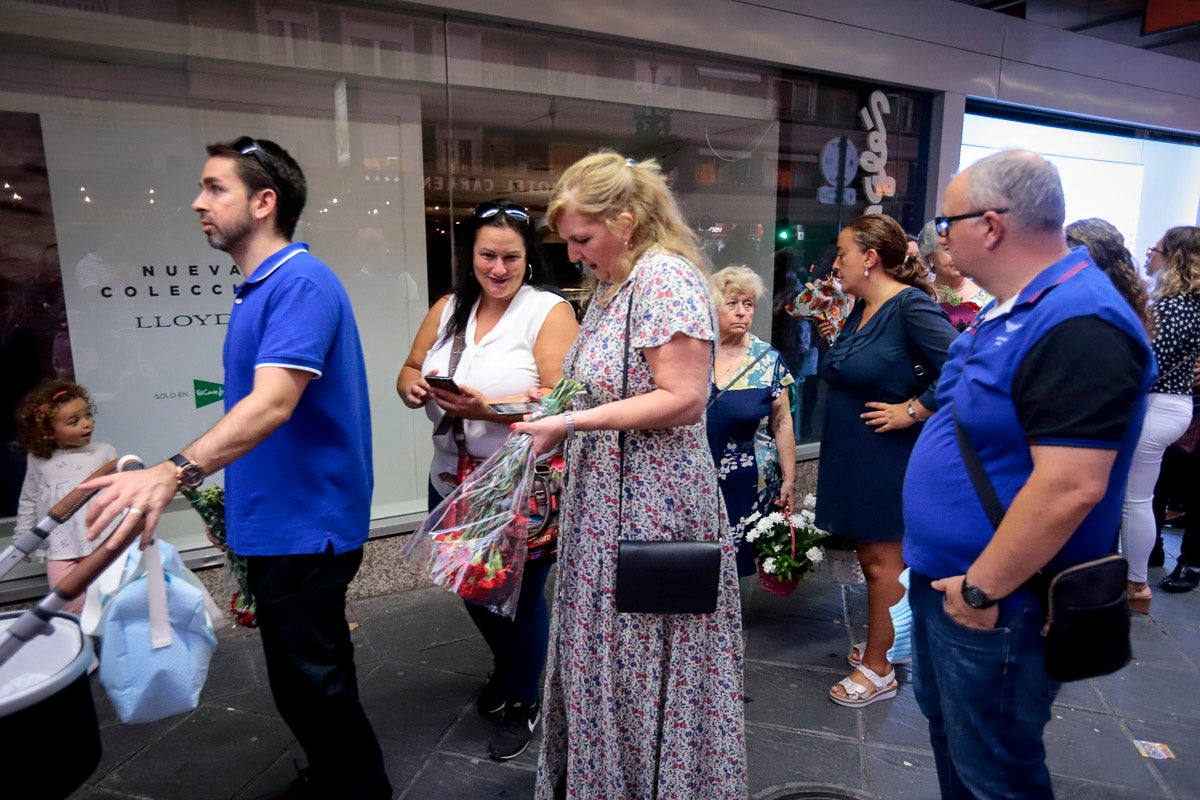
[{"left": 706, "top": 265, "right": 796, "bottom": 577}]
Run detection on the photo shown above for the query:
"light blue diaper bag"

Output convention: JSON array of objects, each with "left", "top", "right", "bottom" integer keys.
[{"left": 82, "top": 540, "right": 220, "bottom": 724}]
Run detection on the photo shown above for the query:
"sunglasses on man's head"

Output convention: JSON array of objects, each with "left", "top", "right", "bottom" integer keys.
[
  {"left": 474, "top": 201, "right": 531, "bottom": 229},
  {"left": 234, "top": 136, "right": 286, "bottom": 196}
]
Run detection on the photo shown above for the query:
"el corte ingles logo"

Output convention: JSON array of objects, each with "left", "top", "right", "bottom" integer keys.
[{"left": 193, "top": 379, "right": 224, "bottom": 409}]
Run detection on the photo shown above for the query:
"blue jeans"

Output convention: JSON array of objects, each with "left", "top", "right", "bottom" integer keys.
[
  {"left": 430, "top": 480, "right": 552, "bottom": 704},
  {"left": 910, "top": 571, "right": 1061, "bottom": 800}
]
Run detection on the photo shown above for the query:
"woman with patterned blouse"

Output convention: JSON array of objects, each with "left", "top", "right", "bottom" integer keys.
[
  {"left": 706, "top": 265, "right": 796, "bottom": 577},
  {"left": 1121, "top": 226, "right": 1200, "bottom": 613},
  {"left": 516, "top": 151, "right": 745, "bottom": 799}
]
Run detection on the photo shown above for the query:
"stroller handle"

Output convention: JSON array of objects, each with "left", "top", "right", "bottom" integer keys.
[
  {"left": 52, "top": 513, "right": 147, "bottom": 601},
  {"left": 49, "top": 458, "right": 121, "bottom": 523},
  {"left": 0, "top": 457, "right": 143, "bottom": 582},
  {"left": 54, "top": 456, "right": 148, "bottom": 601},
  {"left": 0, "top": 456, "right": 146, "bottom": 666}
]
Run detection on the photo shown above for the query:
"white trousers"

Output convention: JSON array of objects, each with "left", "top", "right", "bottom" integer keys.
[{"left": 1121, "top": 392, "right": 1194, "bottom": 583}]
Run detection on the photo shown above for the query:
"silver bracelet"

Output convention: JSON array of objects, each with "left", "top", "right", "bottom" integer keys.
[{"left": 563, "top": 410, "right": 575, "bottom": 438}]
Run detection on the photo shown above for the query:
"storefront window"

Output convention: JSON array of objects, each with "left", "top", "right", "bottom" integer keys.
[{"left": 0, "top": 0, "right": 931, "bottom": 583}]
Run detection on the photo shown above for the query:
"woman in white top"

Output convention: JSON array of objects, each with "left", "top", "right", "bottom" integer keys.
[{"left": 398, "top": 199, "right": 578, "bottom": 762}]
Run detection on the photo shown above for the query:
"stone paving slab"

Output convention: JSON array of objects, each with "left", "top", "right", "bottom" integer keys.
[{"left": 50, "top": 530, "right": 1200, "bottom": 799}]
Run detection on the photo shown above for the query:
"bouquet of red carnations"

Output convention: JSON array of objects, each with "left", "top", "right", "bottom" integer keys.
[
  {"left": 404, "top": 378, "right": 585, "bottom": 619},
  {"left": 784, "top": 275, "right": 855, "bottom": 342}
]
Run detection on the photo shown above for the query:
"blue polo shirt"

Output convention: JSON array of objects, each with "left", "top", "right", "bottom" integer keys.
[
  {"left": 903, "top": 248, "right": 1155, "bottom": 581},
  {"left": 222, "top": 242, "right": 373, "bottom": 556}
]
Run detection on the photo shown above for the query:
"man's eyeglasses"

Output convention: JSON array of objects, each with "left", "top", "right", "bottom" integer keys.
[
  {"left": 234, "top": 137, "right": 286, "bottom": 197},
  {"left": 934, "top": 208, "right": 1010, "bottom": 237},
  {"left": 474, "top": 201, "right": 531, "bottom": 230}
]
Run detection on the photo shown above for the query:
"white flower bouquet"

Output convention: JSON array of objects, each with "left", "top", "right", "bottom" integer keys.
[{"left": 744, "top": 494, "right": 829, "bottom": 595}]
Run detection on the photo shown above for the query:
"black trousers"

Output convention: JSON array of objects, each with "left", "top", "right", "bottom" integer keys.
[
  {"left": 247, "top": 547, "right": 390, "bottom": 799},
  {"left": 1154, "top": 443, "right": 1200, "bottom": 566}
]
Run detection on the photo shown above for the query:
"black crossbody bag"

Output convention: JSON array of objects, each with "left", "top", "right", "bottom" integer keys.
[
  {"left": 611, "top": 286, "right": 721, "bottom": 614},
  {"left": 953, "top": 405, "right": 1131, "bottom": 683}
]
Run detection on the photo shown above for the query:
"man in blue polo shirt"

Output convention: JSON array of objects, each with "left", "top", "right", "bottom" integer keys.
[
  {"left": 903, "top": 150, "right": 1154, "bottom": 799},
  {"left": 85, "top": 137, "right": 389, "bottom": 800}
]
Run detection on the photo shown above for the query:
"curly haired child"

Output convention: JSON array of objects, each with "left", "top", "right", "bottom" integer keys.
[{"left": 14, "top": 380, "right": 117, "bottom": 613}]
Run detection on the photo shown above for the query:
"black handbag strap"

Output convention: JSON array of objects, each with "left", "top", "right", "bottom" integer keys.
[
  {"left": 617, "top": 288, "right": 634, "bottom": 525},
  {"left": 953, "top": 403, "right": 1005, "bottom": 530},
  {"left": 433, "top": 326, "right": 470, "bottom": 450},
  {"left": 707, "top": 346, "right": 769, "bottom": 408}
]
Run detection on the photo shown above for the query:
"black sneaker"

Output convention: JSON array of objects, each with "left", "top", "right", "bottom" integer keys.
[
  {"left": 477, "top": 670, "right": 505, "bottom": 715},
  {"left": 488, "top": 700, "right": 540, "bottom": 761}
]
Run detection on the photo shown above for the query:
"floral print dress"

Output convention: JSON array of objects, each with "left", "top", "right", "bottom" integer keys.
[{"left": 535, "top": 248, "right": 747, "bottom": 800}]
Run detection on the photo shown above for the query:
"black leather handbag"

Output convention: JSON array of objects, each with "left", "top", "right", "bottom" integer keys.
[
  {"left": 616, "top": 540, "right": 721, "bottom": 614},
  {"left": 609, "top": 286, "right": 722, "bottom": 614}
]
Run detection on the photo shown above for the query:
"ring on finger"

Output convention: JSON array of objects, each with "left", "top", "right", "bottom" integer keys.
[{"left": 127, "top": 507, "right": 144, "bottom": 515}]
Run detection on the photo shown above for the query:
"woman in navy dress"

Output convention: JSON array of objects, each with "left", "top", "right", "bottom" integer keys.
[
  {"left": 816, "top": 214, "right": 957, "bottom": 707},
  {"left": 706, "top": 266, "right": 796, "bottom": 577}
]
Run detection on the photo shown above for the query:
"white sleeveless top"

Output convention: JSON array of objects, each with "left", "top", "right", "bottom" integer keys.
[{"left": 422, "top": 285, "right": 568, "bottom": 497}]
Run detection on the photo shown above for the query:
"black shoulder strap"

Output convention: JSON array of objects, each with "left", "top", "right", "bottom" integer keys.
[
  {"left": 953, "top": 403, "right": 1005, "bottom": 530},
  {"left": 707, "top": 347, "right": 769, "bottom": 408}
]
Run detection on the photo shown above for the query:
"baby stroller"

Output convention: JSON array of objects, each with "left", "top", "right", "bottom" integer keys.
[{"left": 0, "top": 456, "right": 146, "bottom": 800}]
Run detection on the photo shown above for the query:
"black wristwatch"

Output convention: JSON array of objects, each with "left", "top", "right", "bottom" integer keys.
[
  {"left": 169, "top": 454, "right": 205, "bottom": 490},
  {"left": 961, "top": 576, "right": 998, "bottom": 609}
]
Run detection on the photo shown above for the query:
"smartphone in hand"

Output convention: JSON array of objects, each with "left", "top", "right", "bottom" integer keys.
[{"left": 424, "top": 374, "right": 462, "bottom": 394}]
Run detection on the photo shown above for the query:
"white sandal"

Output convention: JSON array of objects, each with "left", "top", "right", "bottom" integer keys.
[
  {"left": 847, "top": 640, "right": 867, "bottom": 668},
  {"left": 829, "top": 664, "right": 898, "bottom": 708}
]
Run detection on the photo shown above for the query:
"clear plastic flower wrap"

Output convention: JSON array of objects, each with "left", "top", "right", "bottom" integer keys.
[{"left": 403, "top": 378, "right": 585, "bottom": 619}]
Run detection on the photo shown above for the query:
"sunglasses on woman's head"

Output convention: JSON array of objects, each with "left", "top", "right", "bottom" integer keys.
[{"left": 474, "top": 201, "right": 531, "bottom": 229}]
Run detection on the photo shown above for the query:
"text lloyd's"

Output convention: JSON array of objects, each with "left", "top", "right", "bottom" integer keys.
[{"left": 136, "top": 313, "right": 230, "bottom": 328}]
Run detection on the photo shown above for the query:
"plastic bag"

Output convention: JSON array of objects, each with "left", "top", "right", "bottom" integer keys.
[
  {"left": 404, "top": 378, "right": 584, "bottom": 619},
  {"left": 886, "top": 567, "right": 913, "bottom": 664}
]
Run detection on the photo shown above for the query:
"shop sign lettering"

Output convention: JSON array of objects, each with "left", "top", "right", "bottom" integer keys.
[{"left": 859, "top": 90, "right": 896, "bottom": 214}]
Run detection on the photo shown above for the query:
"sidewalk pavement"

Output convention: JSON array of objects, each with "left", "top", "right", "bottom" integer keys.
[{"left": 64, "top": 528, "right": 1200, "bottom": 800}]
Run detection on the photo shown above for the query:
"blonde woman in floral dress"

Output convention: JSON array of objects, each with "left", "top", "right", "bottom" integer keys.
[{"left": 516, "top": 151, "right": 745, "bottom": 799}]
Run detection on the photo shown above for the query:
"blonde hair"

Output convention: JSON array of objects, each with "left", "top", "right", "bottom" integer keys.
[
  {"left": 1154, "top": 226, "right": 1200, "bottom": 300},
  {"left": 712, "top": 265, "right": 765, "bottom": 303},
  {"left": 547, "top": 151, "right": 709, "bottom": 303}
]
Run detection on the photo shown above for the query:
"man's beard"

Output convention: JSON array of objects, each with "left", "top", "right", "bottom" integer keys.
[{"left": 205, "top": 211, "right": 253, "bottom": 253}]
